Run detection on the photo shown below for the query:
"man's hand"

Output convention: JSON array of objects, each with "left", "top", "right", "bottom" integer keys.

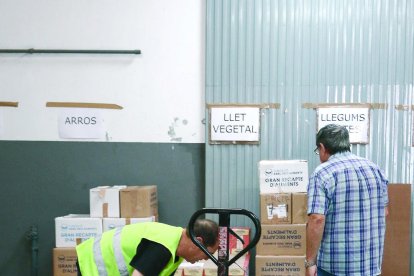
[
  {"left": 306, "top": 213, "right": 325, "bottom": 274},
  {"left": 132, "top": 270, "right": 144, "bottom": 276},
  {"left": 306, "top": 265, "right": 317, "bottom": 276}
]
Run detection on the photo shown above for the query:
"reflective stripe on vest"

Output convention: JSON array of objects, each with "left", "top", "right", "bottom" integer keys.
[
  {"left": 93, "top": 236, "right": 108, "bottom": 276},
  {"left": 113, "top": 227, "right": 128, "bottom": 276},
  {"left": 93, "top": 228, "right": 129, "bottom": 276},
  {"left": 93, "top": 227, "right": 128, "bottom": 276}
]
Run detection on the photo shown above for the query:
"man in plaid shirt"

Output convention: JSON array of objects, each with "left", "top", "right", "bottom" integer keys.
[{"left": 306, "top": 124, "right": 389, "bottom": 276}]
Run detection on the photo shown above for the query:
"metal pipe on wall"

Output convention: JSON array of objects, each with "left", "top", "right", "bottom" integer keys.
[
  {"left": 0, "top": 48, "right": 141, "bottom": 55},
  {"left": 26, "top": 225, "right": 39, "bottom": 276}
]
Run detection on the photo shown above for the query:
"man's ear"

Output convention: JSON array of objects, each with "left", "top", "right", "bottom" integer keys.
[
  {"left": 319, "top": 143, "right": 327, "bottom": 153},
  {"left": 196, "top": 237, "right": 204, "bottom": 244}
]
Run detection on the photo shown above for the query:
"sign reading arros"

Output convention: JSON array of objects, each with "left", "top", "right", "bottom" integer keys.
[
  {"left": 58, "top": 108, "right": 105, "bottom": 139},
  {"left": 210, "top": 106, "right": 260, "bottom": 143}
]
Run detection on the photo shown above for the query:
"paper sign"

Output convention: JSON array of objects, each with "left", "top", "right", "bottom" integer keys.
[
  {"left": 259, "top": 160, "right": 309, "bottom": 193},
  {"left": 267, "top": 204, "right": 287, "bottom": 219},
  {"left": 58, "top": 108, "right": 105, "bottom": 139},
  {"left": 210, "top": 106, "right": 260, "bottom": 143},
  {"left": 317, "top": 106, "right": 370, "bottom": 144},
  {"left": 0, "top": 110, "right": 3, "bottom": 137}
]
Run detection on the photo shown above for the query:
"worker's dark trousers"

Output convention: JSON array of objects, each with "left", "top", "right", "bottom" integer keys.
[{"left": 75, "top": 260, "right": 82, "bottom": 276}]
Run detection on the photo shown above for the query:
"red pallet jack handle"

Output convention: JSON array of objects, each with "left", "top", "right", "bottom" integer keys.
[{"left": 188, "top": 208, "right": 261, "bottom": 276}]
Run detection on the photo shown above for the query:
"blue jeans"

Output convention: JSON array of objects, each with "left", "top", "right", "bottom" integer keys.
[
  {"left": 317, "top": 267, "right": 334, "bottom": 276},
  {"left": 317, "top": 267, "right": 380, "bottom": 276}
]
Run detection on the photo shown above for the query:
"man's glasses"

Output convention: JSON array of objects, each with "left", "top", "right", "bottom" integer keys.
[{"left": 314, "top": 147, "right": 319, "bottom": 155}]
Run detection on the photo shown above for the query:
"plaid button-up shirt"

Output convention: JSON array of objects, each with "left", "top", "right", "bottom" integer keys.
[{"left": 308, "top": 151, "right": 388, "bottom": 276}]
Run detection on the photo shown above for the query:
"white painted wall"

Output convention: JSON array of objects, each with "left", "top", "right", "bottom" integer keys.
[{"left": 0, "top": 0, "right": 205, "bottom": 143}]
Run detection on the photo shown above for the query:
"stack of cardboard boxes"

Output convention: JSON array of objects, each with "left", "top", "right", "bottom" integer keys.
[
  {"left": 53, "top": 185, "right": 158, "bottom": 276},
  {"left": 177, "top": 227, "right": 251, "bottom": 276},
  {"left": 256, "top": 160, "right": 308, "bottom": 276}
]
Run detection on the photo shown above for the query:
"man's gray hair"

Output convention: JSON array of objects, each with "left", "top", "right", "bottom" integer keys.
[
  {"left": 316, "top": 124, "right": 351, "bottom": 154},
  {"left": 186, "top": 219, "right": 218, "bottom": 247}
]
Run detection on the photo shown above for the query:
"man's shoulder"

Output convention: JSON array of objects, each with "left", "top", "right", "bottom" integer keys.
[
  {"left": 345, "top": 153, "right": 382, "bottom": 168},
  {"left": 315, "top": 152, "right": 382, "bottom": 174},
  {"left": 312, "top": 152, "right": 356, "bottom": 174},
  {"left": 329, "top": 152, "right": 371, "bottom": 165}
]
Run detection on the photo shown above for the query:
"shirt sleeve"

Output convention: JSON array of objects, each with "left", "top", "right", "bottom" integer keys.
[
  {"left": 379, "top": 168, "right": 389, "bottom": 206},
  {"left": 307, "top": 171, "right": 328, "bottom": 215},
  {"left": 130, "top": 238, "right": 172, "bottom": 275}
]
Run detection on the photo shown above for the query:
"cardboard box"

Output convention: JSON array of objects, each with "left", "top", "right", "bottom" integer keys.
[
  {"left": 90, "top": 186, "right": 126, "bottom": 218},
  {"left": 256, "top": 255, "right": 305, "bottom": 276},
  {"left": 102, "top": 216, "right": 156, "bottom": 231},
  {"left": 215, "top": 227, "right": 250, "bottom": 275},
  {"left": 180, "top": 261, "right": 203, "bottom": 276},
  {"left": 55, "top": 214, "right": 102, "bottom": 247},
  {"left": 382, "top": 184, "right": 411, "bottom": 276},
  {"left": 259, "top": 160, "right": 308, "bottom": 193},
  {"left": 229, "top": 227, "right": 250, "bottom": 255},
  {"left": 52, "top": 247, "right": 78, "bottom": 276},
  {"left": 257, "top": 224, "right": 306, "bottom": 256},
  {"left": 203, "top": 254, "right": 249, "bottom": 276},
  {"left": 292, "top": 193, "right": 307, "bottom": 224},
  {"left": 260, "top": 193, "right": 291, "bottom": 224},
  {"left": 120, "top": 185, "right": 158, "bottom": 218}
]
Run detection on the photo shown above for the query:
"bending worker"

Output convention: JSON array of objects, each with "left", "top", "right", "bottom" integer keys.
[{"left": 76, "top": 219, "right": 219, "bottom": 276}]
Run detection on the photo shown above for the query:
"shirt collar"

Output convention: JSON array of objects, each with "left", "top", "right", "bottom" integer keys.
[{"left": 328, "top": 151, "right": 352, "bottom": 161}]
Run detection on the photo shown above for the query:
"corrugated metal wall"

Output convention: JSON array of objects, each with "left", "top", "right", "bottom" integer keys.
[{"left": 205, "top": 0, "right": 414, "bottom": 268}]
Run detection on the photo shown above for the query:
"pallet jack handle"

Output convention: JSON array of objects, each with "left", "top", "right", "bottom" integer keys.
[{"left": 188, "top": 208, "right": 261, "bottom": 276}]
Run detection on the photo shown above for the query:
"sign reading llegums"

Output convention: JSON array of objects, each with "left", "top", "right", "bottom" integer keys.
[{"left": 317, "top": 105, "right": 370, "bottom": 144}]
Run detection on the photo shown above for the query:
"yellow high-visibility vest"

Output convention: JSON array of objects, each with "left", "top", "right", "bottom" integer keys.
[{"left": 76, "top": 222, "right": 183, "bottom": 276}]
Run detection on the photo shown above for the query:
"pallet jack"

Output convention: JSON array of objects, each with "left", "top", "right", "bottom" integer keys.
[{"left": 188, "top": 208, "right": 261, "bottom": 276}]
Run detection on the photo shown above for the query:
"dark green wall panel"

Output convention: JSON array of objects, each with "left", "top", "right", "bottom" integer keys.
[{"left": 0, "top": 141, "right": 205, "bottom": 275}]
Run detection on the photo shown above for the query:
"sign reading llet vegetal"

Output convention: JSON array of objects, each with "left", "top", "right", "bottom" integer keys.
[{"left": 210, "top": 106, "right": 260, "bottom": 143}]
